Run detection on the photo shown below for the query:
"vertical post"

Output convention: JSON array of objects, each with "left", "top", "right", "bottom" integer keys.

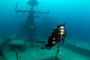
[
  {"left": 56, "top": 42, "right": 59, "bottom": 57},
  {"left": 29, "top": 5, "right": 35, "bottom": 47},
  {"left": 15, "top": 50, "right": 19, "bottom": 60}
]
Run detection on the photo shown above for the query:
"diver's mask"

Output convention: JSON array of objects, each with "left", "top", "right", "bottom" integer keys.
[
  {"left": 59, "top": 26, "right": 65, "bottom": 35},
  {"left": 59, "top": 26, "right": 64, "bottom": 31}
]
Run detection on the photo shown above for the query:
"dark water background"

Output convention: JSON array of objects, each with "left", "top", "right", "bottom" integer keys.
[{"left": 0, "top": 0, "right": 90, "bottom": 43}]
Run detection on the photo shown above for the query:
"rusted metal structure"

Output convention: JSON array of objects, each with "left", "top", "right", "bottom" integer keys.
[{"left": 15, "top": 0, "right": 49, "bottom": 47}]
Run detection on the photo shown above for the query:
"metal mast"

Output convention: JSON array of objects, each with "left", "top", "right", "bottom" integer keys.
[{"left": 15, "top": 0, "right": 49, "bottom": 47}]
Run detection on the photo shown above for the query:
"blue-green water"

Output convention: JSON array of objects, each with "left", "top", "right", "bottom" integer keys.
[
  {"left": 0, "top": 0, "right": 90, "bottom": 42},
  {"left": 0, "top": 0, "right": 90, "bottom": 60}
]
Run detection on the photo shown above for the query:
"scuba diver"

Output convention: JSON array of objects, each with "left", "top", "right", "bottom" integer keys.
[{"left": 37, "top": 23, "right": 66, "bottom": 50}]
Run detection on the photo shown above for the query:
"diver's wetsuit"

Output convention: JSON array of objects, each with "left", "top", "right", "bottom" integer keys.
[{"left": 45, "top": 28, "right": 66, "bottom": 49}]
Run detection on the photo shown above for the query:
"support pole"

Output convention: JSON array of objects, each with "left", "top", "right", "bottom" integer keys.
[
  {"left": 15, "top": 50, "right": 19, "bottom": 60},
  {"left": 56, "top": 42, "right": 60, "bottom": 57}
]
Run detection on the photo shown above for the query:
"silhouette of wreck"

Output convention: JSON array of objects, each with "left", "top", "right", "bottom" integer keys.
[{"left": 15, "top": 0, "right": 49, "bottom": 47}]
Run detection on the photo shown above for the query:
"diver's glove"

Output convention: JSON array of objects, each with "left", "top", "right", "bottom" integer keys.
[{"left": 53, "top": 38, "right": 55, "bottom": 40}]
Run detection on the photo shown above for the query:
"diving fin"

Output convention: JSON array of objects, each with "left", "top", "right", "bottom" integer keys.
[{"left": 40, "top": 47, "right": 46, "bottom": 49}]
